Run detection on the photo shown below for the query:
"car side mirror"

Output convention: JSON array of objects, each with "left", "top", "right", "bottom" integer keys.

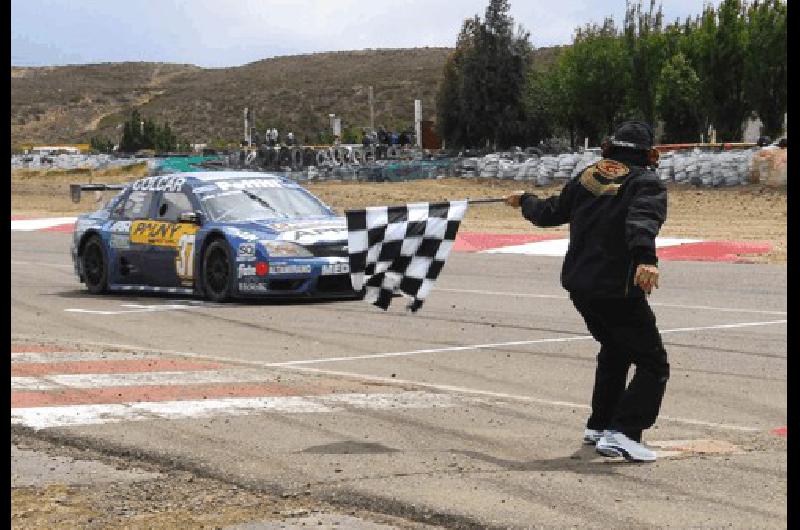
[{"left": 178, "top": 211, "right": 202, "bottom": 225}]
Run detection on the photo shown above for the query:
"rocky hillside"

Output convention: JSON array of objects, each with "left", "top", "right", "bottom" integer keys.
[{"left": 11, "top": 47, "right": 563, "bottom": 147}]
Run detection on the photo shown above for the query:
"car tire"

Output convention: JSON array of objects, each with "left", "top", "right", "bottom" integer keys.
[
  {"left": 202, "top": 239, "right": 236, "bottom": 302},
  {"left": 82, "top": 235, "right": 109, "bottom": 294}
]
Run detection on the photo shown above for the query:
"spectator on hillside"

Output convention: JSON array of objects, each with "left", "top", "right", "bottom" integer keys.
[{"left": 377, "top": 126, "right": 388, "bottom": 146}]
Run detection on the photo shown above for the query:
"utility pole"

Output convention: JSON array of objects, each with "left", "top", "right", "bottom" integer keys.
[
  {"left": 414, "top": 99, "right": 422, "bottom": 148},
  {"left": 368, "top": 86, "right": 375, "bottom": 132},
  {"left": 244, "top": 107, "right": 249, "bottom": 147}
]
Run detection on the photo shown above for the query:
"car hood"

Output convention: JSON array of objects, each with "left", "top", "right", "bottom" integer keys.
[{"left": 224, "top": 216, "right": 349, "bottom": 245}]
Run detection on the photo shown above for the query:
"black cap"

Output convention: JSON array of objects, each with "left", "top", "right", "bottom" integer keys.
[{"left": 609, "top": 121, "right": 655, "bottom": 151}]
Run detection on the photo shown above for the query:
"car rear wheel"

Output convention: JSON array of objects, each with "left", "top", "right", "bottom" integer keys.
[
  {"left": 82, "top": 235, "right": 108, "bottom": 294},
  {"left": 202, "top": 240, "right": 235, "bottom": 302}
]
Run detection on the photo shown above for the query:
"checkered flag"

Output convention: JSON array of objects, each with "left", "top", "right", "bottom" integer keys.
[{"left": 346, "top": 201, "right": 468, "bottom": 312}]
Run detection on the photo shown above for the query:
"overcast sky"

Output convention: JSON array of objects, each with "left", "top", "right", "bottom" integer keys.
[{"left": 11, "top": 1, "right": 720, "bottom": 67}]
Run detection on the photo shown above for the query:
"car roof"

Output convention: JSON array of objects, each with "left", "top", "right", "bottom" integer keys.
[
  {"left": 185, "top": 171, "right": 286, "bottom": 183},
  {"left": 127, "top": 171, "right": 294, "bottom": 191}
]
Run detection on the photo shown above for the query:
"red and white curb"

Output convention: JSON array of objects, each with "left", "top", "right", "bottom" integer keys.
[
  {"left": 11, "top": 218, "right": 772, "bottom": 262},
  {"left": 10, "top": 344, "right": 470, "bottom": 430},
  {"left": 11, "top": 216, "right": 77, "bottom": 232}
]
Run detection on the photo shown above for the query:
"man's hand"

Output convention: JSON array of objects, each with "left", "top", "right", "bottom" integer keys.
[
  {"left": 634, "top": 264, "right": 659, "bottom": 295},
  {"left": 505, "top": 191, "right": 526, "bottom": 208}
]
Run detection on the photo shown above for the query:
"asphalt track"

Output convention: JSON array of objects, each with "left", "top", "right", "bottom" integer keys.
[{"left": 11, "top": 231, "right": 787, "bottom": 528}]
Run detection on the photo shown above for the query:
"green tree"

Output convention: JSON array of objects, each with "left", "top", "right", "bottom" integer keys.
[
  {"left": 556, "top": 18, "right": 629, "bottom": 145},
  {"left": 655, "top": 53, "right": 703, "bottom": 143},
  {"left": 686, "top": 1, "right": 749, "bottom": 141},
  {"left": 119, "top": 109, "right": 144, "bottom": 152},
  {"left": 435, "top": 1, "right": 533, "bottom": 149},
  {"left": 744, "top": 0, "right": 786, "bottom": 138},
  {"left": 622, "top": 0, "right": 667, "bottom": 123},
  {"left": 89, "top": 136, "right": 115, "bottom": 154}
]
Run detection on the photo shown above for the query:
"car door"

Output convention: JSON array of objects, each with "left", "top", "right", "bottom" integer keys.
[
  {"left": 139, "top": 190, "right": 201, "bottom": 287},
  {"left": 107, "top": 189, "right": 157, "bottom": 286}
]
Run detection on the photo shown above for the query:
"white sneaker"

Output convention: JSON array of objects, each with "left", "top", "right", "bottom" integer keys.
[
  {"left": 596, "top": 430, "right": 657, "bottom": 462},
  {"left": 583, "top": 428, "right": 603, "bottom": 445}
]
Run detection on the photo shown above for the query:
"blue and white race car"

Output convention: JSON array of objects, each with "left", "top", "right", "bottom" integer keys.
[{"left": 70, "top": 172, "right": 357, "bottom": 301}]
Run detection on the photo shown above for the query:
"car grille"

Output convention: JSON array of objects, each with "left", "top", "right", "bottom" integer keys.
[
  {"left": 306, "top": 242, "right": 348, "bottom": 257},
  {"left": 316, "top": 274, "right": 354, "bottom": 293}
]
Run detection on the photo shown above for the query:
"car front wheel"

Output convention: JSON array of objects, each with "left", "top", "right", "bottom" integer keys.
[{"left": 202, "top": 240, "right": 235, "bottom": 302}]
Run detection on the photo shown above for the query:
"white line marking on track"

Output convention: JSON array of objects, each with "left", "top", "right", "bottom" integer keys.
[
  {"left": 437, "top": 288, "right": 787, "bottom": 315},
  {"left": 64, "top": 302, "right": 216, "bottom": 315},
  {"left": 10, "top": 377, "right": 61, "bottom": 391},
  {"left": 10, "top": 369, "right": 276, "bottom": 391},
  {"left": 262, "top": 320, "right": 787, "bottom": 367},
  {"left": 11, "top": 260, "right": 74, "bottom": 270},
  {"left": 11, "top": 391, "right": 469, "bottom": 430},
  {"left": 11, "top": 351, "right": 159, "bottom": 363},
  {"left": 285, "top": 366, "right": 763, "bottom": 433}
]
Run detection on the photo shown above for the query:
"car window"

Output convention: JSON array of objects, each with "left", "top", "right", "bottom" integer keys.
[
  {"left": 156, "top": 192, "right": 193, "bottom": 222},
  {"left": 113, "top": 190, "right": 154, "bottom": 220}
]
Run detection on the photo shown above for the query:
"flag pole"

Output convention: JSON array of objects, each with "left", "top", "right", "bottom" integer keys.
[{"left": 467, "top": 197, "right": 507, "bottom": 204}]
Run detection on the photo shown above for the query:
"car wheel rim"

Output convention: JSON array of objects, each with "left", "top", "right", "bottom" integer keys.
[
  {"left": 84, "top": 245, "right": 103, "bottom": 286},
  {"left": 206, "top": 248, "right": 229, "bottom": 294}
]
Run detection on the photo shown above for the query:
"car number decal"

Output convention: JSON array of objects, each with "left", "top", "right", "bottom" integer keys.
[{"left": 175, "top": 233, "right": 196, "bottom": 283}]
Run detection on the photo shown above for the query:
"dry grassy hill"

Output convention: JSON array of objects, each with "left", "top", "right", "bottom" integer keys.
[{"left": 11, "top": 47, "right": 564, "bottom": 147}]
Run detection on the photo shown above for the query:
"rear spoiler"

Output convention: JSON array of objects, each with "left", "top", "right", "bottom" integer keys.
[{"left": 70, "top": 183, "right": 126, "bottom": 203}]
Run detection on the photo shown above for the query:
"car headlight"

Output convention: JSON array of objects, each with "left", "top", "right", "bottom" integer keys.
[{"left": 260, "top": 240, "right": 313, "bottom": 257}]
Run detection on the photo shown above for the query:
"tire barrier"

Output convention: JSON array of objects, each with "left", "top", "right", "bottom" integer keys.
[
  {"left": 278, "top": 147, "right": 292, "bottom": 167},
  {"left": 291, "top": 148, "right": 303, "bottom": 170},
  {"left": 352, "top": 148, "right": 365, "bottom": 165},
  {"left": 303, "top": 148, "right": 317, "bottom": 168},
  {"left": 337, "top": 146, "right": 351, "bottom": 164},
  {"left": 364, "top": 146, "right": 376, "bottom": 164},
  {"left": 199, "top": 147, "right": 770, "bottom": 188}
]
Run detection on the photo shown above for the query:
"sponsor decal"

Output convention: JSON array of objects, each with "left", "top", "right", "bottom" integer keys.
[
  {"left": 130, "top": 221, "right": 199, "bottom": 247},
  {"left": 215, "top": 179, "right": 282, "bottom": 191},
  {"left": 223, "top": 227, "right": 260, "bottom": 241},
  {"left": 237, "top": 242, "right": 256, "bottom": 261},
  {"left": 270, "top": 263, "right": 312, "bottom": 275},
  {"left": 321, "top": 261, "right": 350, "bottom": 275},
  {"left": 110, "top": 220, "right": 131, "bottom": 234},
  {"left": 238, "top": 277, "right": 268, "bottom": 292},
  {"left": 109, "top": 233, "right": 131, "bottom": 250},
  {"left": 131, "top": 176, "right": 186, "bottom": 193},
  {"left": 238, "top": 282, "right": 268, "bottom": 292},
  {"left": 238, "top": 263, "right": 257, "bottom": 278}
]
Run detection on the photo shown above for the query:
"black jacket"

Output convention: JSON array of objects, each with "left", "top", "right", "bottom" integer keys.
[{"left": 520, "top": 154, "right": 667, "bottom": 298}]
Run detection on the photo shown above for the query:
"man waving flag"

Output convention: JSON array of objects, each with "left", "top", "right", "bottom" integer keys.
[{"left": 345, "top": 200, "right": 468, "bottom": 312}]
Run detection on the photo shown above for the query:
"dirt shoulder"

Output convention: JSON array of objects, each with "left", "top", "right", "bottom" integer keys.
[
  {"left": 11, "top": 170, "right": 786, "bottom": 264},
  {"left": 11, "top": 430, "right": 431, "bottom": 530}
]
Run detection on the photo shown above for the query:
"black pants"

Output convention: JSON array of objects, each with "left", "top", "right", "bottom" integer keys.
[{"left": 571, "top": 294, "right": 670, "bottom": 442}]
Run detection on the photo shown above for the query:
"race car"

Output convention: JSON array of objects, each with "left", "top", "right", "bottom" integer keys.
[{"left": 70, "top": 172, "right": 358, "bottom": 301}]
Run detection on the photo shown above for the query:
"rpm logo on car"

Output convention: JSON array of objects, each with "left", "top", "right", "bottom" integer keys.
[{"left": 130, "top": 221, "right": 198, "bottom": 247}]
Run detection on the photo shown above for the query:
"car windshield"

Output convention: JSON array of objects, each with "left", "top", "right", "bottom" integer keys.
[{"left": 199, "top": 187, "right": 331, "bottom": 222}]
